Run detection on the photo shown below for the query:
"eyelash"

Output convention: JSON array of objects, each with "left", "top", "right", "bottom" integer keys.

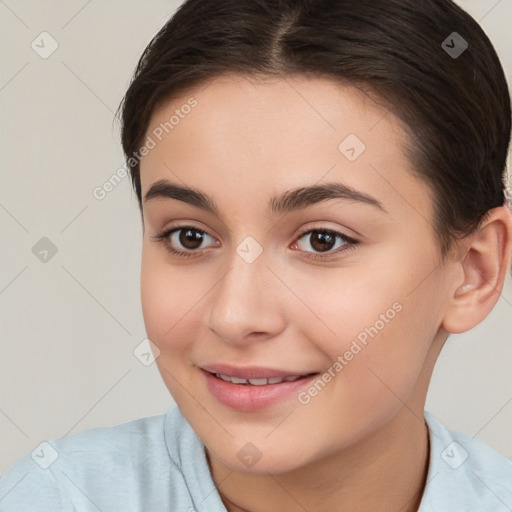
[{"left": 151, "top": 225, "right": 358, "bottom": 261}]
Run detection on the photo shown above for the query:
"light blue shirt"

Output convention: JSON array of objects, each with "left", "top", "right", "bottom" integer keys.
[{"left": 0, "top": 406, "right": 510, "bottom": 511}]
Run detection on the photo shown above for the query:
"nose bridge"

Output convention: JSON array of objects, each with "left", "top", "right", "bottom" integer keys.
[{"left": 207, "top": 239, "right": 284, "bottom": 343}]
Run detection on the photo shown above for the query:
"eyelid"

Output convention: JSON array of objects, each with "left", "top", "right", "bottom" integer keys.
[
  {"left": 150, "top": 223, "right": 218, "bottom": 259},
  {"left": 291, "top": 226, "right": 358, "bottom": 259}
]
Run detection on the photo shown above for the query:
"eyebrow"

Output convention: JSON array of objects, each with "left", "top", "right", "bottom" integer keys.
[{"left": 143, "top": 179, "right": 386, "bottom": 216}]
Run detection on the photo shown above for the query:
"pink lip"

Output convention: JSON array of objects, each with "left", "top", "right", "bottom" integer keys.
[{"left": 200, "top": 368, "right": 319, "bottom": 412}]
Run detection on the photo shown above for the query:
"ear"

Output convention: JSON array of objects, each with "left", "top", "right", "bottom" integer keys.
[{"left": 442, "top": 206, "right": 512, "bottom": 334}]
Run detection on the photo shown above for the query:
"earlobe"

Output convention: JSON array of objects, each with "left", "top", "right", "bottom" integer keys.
[{"left": 442, "top": 206, "right": 512, "bottom": 334}]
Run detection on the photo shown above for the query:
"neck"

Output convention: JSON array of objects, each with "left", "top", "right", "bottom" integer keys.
[{"left": 208, "top": 406, "right": 430, "bottom": 512}]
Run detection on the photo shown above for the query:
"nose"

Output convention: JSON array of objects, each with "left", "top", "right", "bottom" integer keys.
[{"left": 206, "top": 247, "right": 286, "bottom": 346}]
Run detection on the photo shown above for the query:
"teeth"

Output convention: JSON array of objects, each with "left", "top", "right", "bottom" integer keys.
[
  {"left": 230, "top": 376, "right": 248, "bottom": 384},
  {"left": 214, "top": 373, "right": 304, "bottom": 385},
  {"left": 247, "top": 378, "right": 268, "bottom": 386}
]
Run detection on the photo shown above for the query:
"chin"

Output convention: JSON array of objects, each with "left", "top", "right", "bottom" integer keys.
[{"left": 208, "top": 437, "right": 317, "bottom": 476}]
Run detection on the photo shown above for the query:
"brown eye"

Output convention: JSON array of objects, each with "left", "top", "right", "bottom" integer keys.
[
  {"left": 308, "top": 231, "right": 337, "bottom": 252},
  {"left": 294, "top": 228, "right": 356, "bottom": 257},
  {"left": 165, "top": 226, "right": 217, "bottom": 252},
  {"left": 152, "top": 224, "right": 221, "bottom": 258},
  {"left": 178, "top": 228, "right": 206, "bottom": 250}
]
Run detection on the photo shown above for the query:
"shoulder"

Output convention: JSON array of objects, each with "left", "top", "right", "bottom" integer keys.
[
  {"left": 419, "top": 411, "right": 512, "bottom": 511},
  {"left": 0, "top": 408, "right": 183, "bottom": 511}
]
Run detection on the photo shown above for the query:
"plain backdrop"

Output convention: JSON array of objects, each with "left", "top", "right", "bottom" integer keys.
[{"left": 1, "top": 0, "right": 511, "bottom": 474}]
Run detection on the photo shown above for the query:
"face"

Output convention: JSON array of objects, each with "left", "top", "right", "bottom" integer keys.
[{"left": 139, "top": 74, "right": 455, "bottom": 474}]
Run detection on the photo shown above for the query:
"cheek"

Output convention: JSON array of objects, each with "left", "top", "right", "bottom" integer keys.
[
  {"left": 140, "top": 248, "right": 206, "bottom": 402},
  {"left": 140, "top": 246, "right": 201, "bottom": 354},
  {"left": 291, "top": 256, "right": 439, "bottom": 404},
  {"left": 288, "top": 258, "right": 407, "bottom": 352}
]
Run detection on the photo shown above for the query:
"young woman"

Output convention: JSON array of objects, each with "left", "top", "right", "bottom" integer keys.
[{"left": 1, "top": 0, "right": 511, "bottom": 510}]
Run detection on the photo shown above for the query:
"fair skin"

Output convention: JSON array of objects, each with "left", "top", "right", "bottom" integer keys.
[{"left": 138, "top": 74, "right": 512, "bottom": 512}]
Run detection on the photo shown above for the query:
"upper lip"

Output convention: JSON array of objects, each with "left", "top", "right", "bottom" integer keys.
[{"left": 200, "top": 364, "right": 317, "bottom": 380}]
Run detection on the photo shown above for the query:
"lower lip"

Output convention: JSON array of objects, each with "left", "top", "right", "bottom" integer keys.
[{"left": 201, "top": 369, "right": 318, "bottom": 412}]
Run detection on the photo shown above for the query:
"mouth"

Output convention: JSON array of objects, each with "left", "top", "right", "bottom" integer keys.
[
  {"left": 200, "top": 363, "right": 319, "bottom": 382},
  {"left": 204, "top": 370, "right": 317, "bottom": 386},
  {"left": 199, "top": 365, "right": 321, "bottom": 412}
]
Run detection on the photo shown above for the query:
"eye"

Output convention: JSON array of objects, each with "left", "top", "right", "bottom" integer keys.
[
  {"left": 151, "top": 225, "right": 219, "bottom": 257},
  {"left": 292, "top": 228, "right": 357, "bottom": 259},
  {"left": 151, "top": 225, "right": 358, "bottom": 261}
]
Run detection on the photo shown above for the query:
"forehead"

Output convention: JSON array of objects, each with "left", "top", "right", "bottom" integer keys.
[{"left": 139, "top": 74, "right": 433, "bottom": 223}]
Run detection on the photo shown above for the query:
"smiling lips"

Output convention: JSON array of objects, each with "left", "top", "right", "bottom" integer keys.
[
  {"left": 211, "top": 372, "right": 305, "bottom": 385},
  {"left": 201, "top": 363, "right": 317, "bottom": 381},
  {"left": 200, "top": 364, "right": 319, "bottom": 411}
]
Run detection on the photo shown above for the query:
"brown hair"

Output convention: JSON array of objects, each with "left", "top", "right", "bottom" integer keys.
[{"left": 117, "top": 0, "right": 511, "bottom": 256}]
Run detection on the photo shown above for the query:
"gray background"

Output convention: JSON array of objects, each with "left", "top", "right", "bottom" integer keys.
[{"left": 1, "top": 0, "right": 511, "bottom": 473}]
